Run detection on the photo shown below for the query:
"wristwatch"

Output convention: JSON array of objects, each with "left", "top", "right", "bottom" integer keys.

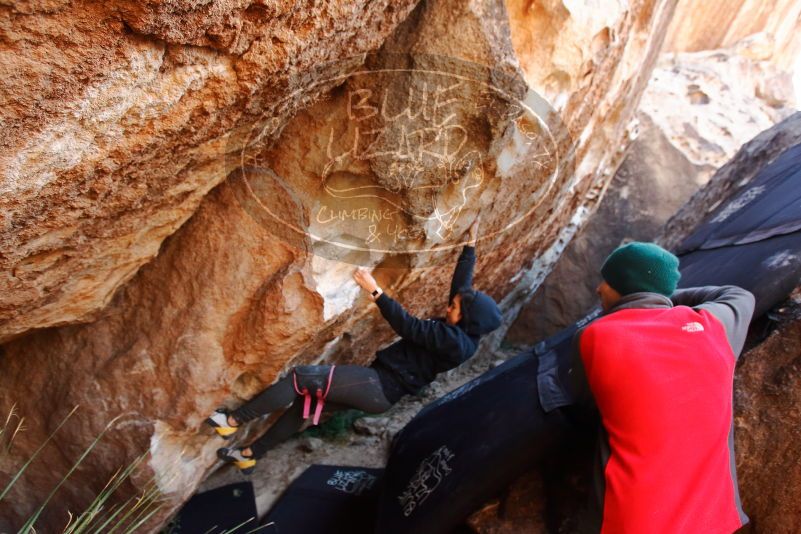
[{"left": 371, "top": 287, "right": 383, "bottom": 299}]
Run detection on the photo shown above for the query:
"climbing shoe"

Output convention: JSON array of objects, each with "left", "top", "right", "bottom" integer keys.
[
  {"left": 205, "top": 408, "right": 238, "bottom": 439},
  {"left": 217, "top": 447, "right": 256, "bottom": 475}
]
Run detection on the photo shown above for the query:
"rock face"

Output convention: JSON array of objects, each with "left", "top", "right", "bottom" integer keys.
[
  {"left": 507, "top": 42, "right": 797, "bottom": 344},
  {"left": 0, "top": 0, "right": 679, "bottom": 530},
  {"left": 466, "top": 473, "right": 548, "bottom": 533},
  {"left": 664, "top": 0, "right": 801, "bottom": 71},
  {"left": 0, "top": 0, "right": 421, "bottom": 343},
  {"left": 734, "top": 293, "right": 801, "bottom": 534},
  {"left": 640, "top": 45, "right": 796, "bottom": 181}
]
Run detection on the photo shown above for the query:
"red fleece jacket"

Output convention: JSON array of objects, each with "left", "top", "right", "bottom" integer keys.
[{"left": 572, "top": 287, "right": 754, "bottom": 534}]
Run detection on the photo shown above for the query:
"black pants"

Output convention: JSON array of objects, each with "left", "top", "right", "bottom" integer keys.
[{"left": 231, "top": 365, "right": 393, "bottom": 458}]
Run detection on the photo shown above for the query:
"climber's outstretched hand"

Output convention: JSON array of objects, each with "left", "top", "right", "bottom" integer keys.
[
  {"left": 353, "top": 268, "right": 379, "bottom": 294},
  {"left": 468, "top": 215, "right": 481, "bottom": 246}
]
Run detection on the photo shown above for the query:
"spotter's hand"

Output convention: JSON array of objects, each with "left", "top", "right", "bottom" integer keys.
[{"left": 353, "top": 268, "right": 379, "bottom": 294}]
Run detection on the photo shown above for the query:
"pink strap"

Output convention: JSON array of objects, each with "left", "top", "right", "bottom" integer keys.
[
  {"left": 293, "top": 370, "right": 312, "bottom": 420},
  {"left": 313, "top": 389, "right": 325, "bottom": 425},
  {"left": 323, "top": 365, "right": 336, "bottom": 398},
  {"left": 292, "top": 371, "right": 302, "bottom": 396},
  {"left": 302, "top": 393, "right": 312, "bottom": 420},
  {"left": 311, "top": 366, "right": 336, "bottom": 425}
]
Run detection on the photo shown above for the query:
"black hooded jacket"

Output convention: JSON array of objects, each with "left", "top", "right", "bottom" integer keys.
[{"left": 371, "top": 246, "right": 502, "bottom": 403}]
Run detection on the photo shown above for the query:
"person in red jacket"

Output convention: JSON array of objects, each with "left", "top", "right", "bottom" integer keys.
[{"left": 570, "top": 242, "right": 755, "bottom": 534}]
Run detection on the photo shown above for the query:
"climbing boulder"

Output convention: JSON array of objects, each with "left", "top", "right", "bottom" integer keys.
[
  {"left": 664, "top": 0, "right": 801, "bottom": 71},
  {"left": 0, "top": 0, "right": 679, "bottom": 530},
  {"left": 0, "top": 0, "right": 421, "bottom": 343}
]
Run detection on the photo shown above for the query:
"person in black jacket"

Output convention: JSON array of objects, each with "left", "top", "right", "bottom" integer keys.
[{"left": 207, "top": 218, "right": 502, "bottom": 473}]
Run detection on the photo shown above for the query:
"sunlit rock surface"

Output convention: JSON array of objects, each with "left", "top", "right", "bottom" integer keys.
[
  {"left": 640, "top": 43, "right": 796, "bottom": 183},
  {"left": 661, "top": 112, "right": 801, "bottom": 250},
  {"left": 0, "top": 0, "right": 678, "bottom": 530},
  {"left": 0, "top": 0, "right": 421, "bottom": 343},
  {"left": 664, "top": 0, "right": 801, "bottom": 71}
]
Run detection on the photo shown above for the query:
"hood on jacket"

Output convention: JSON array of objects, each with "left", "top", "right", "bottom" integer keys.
[{"left": 458, "top": 289, "right": 502, "bottom": 336}]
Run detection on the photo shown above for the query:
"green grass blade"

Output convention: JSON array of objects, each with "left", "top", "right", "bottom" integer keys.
[
  {"left": 90, "top": 476, "right": 160, "bottom": 534},
  {"left": 0, "top": 405, "right": 79, "bottom": 501},
  {"left": 17, "top": 413, "right": 123, "bottom": 532},
  {"left": 3, "top": 416, "right": 25, "bottom": 455},
  {"left": 216, "top": 516, "right": 256, "bottom": 534},
  {"left": 66, "top": 451, "right": 152, "bottom": 533},
  {"left": 0, "top": 403, "right": 16, "bottom": 442},
  {"left": 119, "top": 499, "right": 165, "bottom": 534},
  {"left": 118, "top": 485, "right": 166, "bottom": 534},
  {"left": 63, "top": 467, "right": 123, "bottom": 534},
  {"left": 83, "top": 501, "right": 127, "bottom": 534},
  {"left": 106, "top": 480, "right": 164, "bottom": 534},
  {"left": 239, "top": 520, "right": 275, "bottom": 534}
]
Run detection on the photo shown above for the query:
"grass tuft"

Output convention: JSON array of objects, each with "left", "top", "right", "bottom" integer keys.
[{"left": 0, "top": 405, "right": 172, "bottom": 533}]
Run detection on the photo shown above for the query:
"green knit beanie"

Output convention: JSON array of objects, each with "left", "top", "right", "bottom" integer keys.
[{"left": 600, "top": 242, "right": 680, "bottom": 297}]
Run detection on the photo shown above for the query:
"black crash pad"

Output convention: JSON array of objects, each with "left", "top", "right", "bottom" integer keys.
[
  {"left": 676, "top": 142, "right": 801, "bottom": 317},
  {"left": 261, "top": 465, "right": 383, "bottom": 534},
  {"left": 374, "top": 348, "right": 574, "bottom": 534},
  {"left": 167, "top": 481, "right": 258, "bottom": 534}
]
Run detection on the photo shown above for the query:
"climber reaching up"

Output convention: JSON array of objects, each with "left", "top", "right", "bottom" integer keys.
[{"left": 206, "top": 217, "right": 502, "bottom": 474}]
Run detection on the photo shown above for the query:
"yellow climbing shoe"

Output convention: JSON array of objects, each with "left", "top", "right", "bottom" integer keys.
[
  {"left": 206, "top": 408, "right": 238, "bottom": 439},
  {"left": 217, "top": 447, "right": 256, "bottom": 475}
]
